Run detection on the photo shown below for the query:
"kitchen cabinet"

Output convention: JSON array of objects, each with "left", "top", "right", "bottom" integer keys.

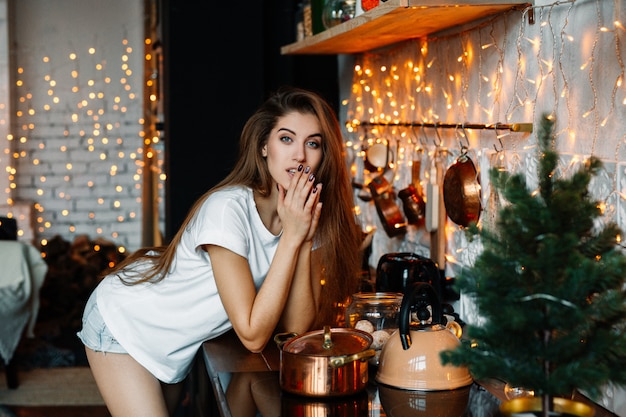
[{"left": 281, "top": 0, "right": 532, "bottom": 55}]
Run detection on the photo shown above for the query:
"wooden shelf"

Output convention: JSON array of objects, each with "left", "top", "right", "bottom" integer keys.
[{"left": 281, "top": 0, "right": 531, "bottom": 55}]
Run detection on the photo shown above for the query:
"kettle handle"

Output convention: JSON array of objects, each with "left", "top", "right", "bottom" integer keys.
[{"left": 398, "top": 282, "right": 442, "bottom": 350}]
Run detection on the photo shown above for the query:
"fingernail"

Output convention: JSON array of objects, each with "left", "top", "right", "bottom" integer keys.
[
  {"left": 312, "top": 185, "right": 318, "bottom": 193},
  {"left": 298, "top": 164, "right": 303, "bottom": 172},
  {"left": 304, "top": 166, "right": 311, "bottom": 174},
  {"left": 308, "top": 174, "right": 315, "bottom": 182}
]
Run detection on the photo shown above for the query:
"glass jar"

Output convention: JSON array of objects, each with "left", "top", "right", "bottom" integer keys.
[
  {"left": 322, "top": 0, "right": 357, "bottom": 29},
  {"left": 345, "top": 292, "right": 403, "bottom": 365}
]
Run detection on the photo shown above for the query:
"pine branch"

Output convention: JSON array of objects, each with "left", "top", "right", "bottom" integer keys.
[{"left": 441, "top": 113, "right": 626, "bottom": 402}]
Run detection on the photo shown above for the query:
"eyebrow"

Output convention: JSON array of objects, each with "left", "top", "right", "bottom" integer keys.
[
  {"left": 277, "top": 127, "right": 322, "bottom": 140},
  {"left": 277, "top": 127, "right": 296, "bottom": 135}
]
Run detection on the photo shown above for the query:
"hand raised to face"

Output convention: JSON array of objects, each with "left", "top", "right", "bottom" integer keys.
[{"left": 277, "top": 164, "right": 322, "bottom": 243}]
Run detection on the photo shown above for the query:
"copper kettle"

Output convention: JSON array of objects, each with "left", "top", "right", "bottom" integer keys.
[{"left": 376, "top": 282, "right": 472, "bottom": 391}]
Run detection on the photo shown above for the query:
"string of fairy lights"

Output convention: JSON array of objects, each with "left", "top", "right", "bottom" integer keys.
[
  {"left": 1, "top": 0, "right": 623, "bottom": 259},
  {"left": 0, "top": 33, "right": 163, "bottom": 252},
  {"left": 342, "top": 0, "right": 626, "bottom": 267}
]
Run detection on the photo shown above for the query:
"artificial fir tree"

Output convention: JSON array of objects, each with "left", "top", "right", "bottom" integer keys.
[{"left": 441, "top": 114, "right": 626, "bottom": 415}]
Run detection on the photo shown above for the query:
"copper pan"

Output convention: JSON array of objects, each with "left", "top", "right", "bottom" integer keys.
[
  {"left": 366, "top": 138, "right": 408, "bottom": 237},
  {"left": 369, "top": 174, "right": 407, "bottom": 237},
  {"left": 443, "top": 150, "right": 482, "bottom": 227}
]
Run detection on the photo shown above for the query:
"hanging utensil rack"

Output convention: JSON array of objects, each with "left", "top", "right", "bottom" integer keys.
[
  {"left": 350, "top": 120, "right": 531, "bottom": 274},
  {"left": 351, "top": 121, "right": 533, "bottom": 133}
]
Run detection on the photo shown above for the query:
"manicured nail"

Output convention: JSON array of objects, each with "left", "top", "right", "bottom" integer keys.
[
  {"left": 308, "top": 174, "right": 315, "bottom": 182},
  {"left": 304, "top": 166, "right": 311, "bottom": 174},
  {"left": 312, "top": 185, "right": 318, "bottom": 193},
  {"left": 298, "top": 164, "right": 303, "bottom": 172}
]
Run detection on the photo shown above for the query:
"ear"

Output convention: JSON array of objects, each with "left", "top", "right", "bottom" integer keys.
[{"left": 262, "top": 145, "right": 268, "bottom": 157}]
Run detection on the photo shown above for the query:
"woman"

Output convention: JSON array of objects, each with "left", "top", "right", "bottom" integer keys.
[{"left": 77, "top": 86, "right": 363, "bottom": 416}]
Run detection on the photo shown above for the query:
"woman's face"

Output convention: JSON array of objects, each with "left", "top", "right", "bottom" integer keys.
[{"left": 263, "top": 111, "right": 324, "bottom": 191}]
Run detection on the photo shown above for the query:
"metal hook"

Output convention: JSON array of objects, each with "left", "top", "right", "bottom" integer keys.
[
  {"left": 433, "top": 123, "right": 443, "bottom": 147},
  {"left": 409, "top": 123, "right": 425, "bottom": 156},
  {"left": 493, "top": 123, "right": 505, "bottom": 152},
  {"left": 409, "top": 122, "right": 418, "bottom": 145},
  {"left": 462, "top": 124, "right": 470, "bottom": 148},
  {"left": 456, "top": 123, "right": 470, "bottom": 152},
  {"left": 419, "top": 123, "right": 429, "bottom": 148}
]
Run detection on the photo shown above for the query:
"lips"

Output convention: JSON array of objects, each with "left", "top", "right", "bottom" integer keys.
[{"left": 286, "top": 168, "right": 298, "bottom": 180}]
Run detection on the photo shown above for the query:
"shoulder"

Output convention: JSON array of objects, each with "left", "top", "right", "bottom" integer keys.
[
  {"left": 195, "top": 186, "right": 255, "bottom": 222},
  {"left": 202, "top": 186, "right": 252, "bottom": 209},
  {"left": 207, "top": 186, "right": 251, "bottom": 202}
]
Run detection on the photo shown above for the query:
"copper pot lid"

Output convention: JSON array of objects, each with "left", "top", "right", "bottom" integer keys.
[{"left": 280, "top": 326, "right": 373, "bottom": 357}]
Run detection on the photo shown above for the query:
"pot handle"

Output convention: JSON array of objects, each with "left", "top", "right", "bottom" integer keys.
[
  {"left": 399, "top": 282, "right": 442, "bottom": 350},
  {"left": 447, "top": 320, "right": 463, "bottom": 339},
  {"left": 328, "top": 349, "right": 376, "bottom": 368},
  {"left": 273, "top": 332, "right": 298, "bottom": 349}
]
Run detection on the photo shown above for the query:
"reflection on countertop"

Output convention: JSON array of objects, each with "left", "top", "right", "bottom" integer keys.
[
  {"left": 201, "top": 330, "right": 618, "bottom": 417},
  {"left": 217, "top": 369, "right": 502, "bottom": 417}
]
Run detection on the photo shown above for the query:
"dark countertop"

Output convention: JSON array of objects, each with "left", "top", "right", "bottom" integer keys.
[{"left": 201, "top": 330, "right": 617, "bottom": 417}]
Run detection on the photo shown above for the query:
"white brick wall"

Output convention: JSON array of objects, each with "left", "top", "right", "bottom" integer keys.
[{"left": 0, "top": 0, "right": 161, "bottom": 251}]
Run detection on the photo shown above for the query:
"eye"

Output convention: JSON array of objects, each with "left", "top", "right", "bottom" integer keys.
[
  {"left": 280, "top": 135, "right": 293, "bottom": 143},
  {"left": 306, "top": 140, "right": 321, "bottom": 149}
]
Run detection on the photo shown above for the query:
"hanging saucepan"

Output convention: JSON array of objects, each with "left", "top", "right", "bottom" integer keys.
[
  {"left": 352, "top": 138, "right": 394, "bottom": 202},
  {"left": 443, "top": 148, "right": 482, "bottom": 227},
  {"left": 367, "top": 138, "right": 407, "bottom": 237},
  {"left": 369, "top": 174, "right": 407, "bottom": 238},
  {"left": 398, "top": 136, "right": 426, "bottom": 227}
]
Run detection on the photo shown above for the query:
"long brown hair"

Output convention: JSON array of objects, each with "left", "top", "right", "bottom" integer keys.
[{"left": 109, "top": 86, "right": 362, "bottom": 328}]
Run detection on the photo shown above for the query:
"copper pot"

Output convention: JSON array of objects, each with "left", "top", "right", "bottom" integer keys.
[
  {"left": 274, "top": 326, "right": 375, "bottom": 397},
  {"left": 443, "top": 151, "right": 482, "bottom": 227}
]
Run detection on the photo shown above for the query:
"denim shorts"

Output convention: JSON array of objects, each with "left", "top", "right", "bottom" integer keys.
[{"left": 76, "top": 291, "right": 127, "bottom": 354}]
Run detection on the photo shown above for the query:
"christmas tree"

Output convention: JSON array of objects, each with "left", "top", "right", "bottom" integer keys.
[{"left": 441, "top": 114, "right": 626, "bottom": 413}]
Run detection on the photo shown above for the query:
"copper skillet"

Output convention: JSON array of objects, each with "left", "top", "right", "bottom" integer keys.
[
  {"left": 443, "top": 147, "right": 482, "bottom": 227},
  {"left": 366, "top": 138, "right": 407, "bottom": 237}
]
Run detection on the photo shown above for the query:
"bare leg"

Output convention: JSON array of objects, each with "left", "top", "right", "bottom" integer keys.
[
  {"left": 162, "top": 380, "right": 186, "bottom": 416},
  {"left": 86, "top": 346, "right": 169, "bottom": 417}
]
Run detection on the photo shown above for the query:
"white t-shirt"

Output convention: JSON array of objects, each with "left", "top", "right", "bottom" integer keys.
[{"left": 95, "top": 186, "right": 281, "bottom": 383}]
